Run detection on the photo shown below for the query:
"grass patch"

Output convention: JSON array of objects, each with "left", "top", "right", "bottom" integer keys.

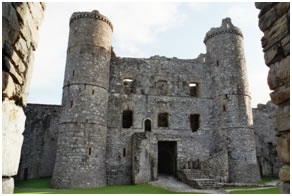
[
  {"left": 15, "top": 178, "right": 51, "bottom": 189},
  {"left": 14, "top": 178, "right": 204, "bottom": 194},
  {"left": 231, "top": 187, "right": 280, "bottom": 194},
  {"left": 258, "top": 177, "right": 275, "bottom": 185}
]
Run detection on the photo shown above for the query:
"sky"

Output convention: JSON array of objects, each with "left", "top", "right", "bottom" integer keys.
[{"left": 28, "top": 2, "right": 271, "bottom": 107}]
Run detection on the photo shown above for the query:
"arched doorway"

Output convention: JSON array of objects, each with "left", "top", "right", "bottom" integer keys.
[
  {"left": 158, "top": 141, "right": 177, "bottom": 175},
  {"left": 144, "top": 119, "right": 151, "bottom": 132}
]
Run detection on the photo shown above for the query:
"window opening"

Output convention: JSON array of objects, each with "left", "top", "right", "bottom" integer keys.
[
  {"left": 122, "top": 110, "right": 133, "bottom": 128},
  {"left": 216, "top": 60, "right": 219, "bottom": 67},
  {"left": 88, "top": 148, "right": 91, "bottom": 155},
  {"left": 189, "top": 82, "right": 198, "bottom": 97},
  {"left": 92, "top": 89, "right": 95, "bottom": 95},
  {"left": 70, "top": 99, "right": 73, "bottom": 108},
  {"left": 222, "top": 104, "right": 226, "bottom": 112},
  {"left": 73, "top": 70, "right": 75, "bottom": 76},
  {"left": 156, "top": 80, "right": 168, "bottom": 95},
  {"left": 145, "top": 119, "right": 152, "bottom": 132},
  {"left": 190, "top": 114, "right": 200, "bottom": 132},
  {"left": 123, "top": 78, "right": 135, "bottom": 94},
  {"left": 123, "top": 148, "right": 126, "bottom": 157},
  {"left": 158, "top": 113, "right": 168, "bottom": 127}
]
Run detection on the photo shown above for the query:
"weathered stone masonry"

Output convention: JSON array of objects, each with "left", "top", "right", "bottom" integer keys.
[
  {"left": 2, "top": 2, "right": 45, "bottom": 194},
  {"left": 255, "top": 2, "right": 290, "bottom": 194},
  {"left": 48, "top": 10, "right": 261, "bottom": 189},
  {"left": 16, "top": 104, "right": 61, "bottom": 181}
]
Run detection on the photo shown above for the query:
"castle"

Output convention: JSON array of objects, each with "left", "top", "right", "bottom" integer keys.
[{"left": 17, "top": 10, "right": 264, "bottom": 188}]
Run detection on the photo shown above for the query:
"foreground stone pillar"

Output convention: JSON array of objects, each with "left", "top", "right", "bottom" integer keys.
[
  {"left": 255, "top": 2, "right": 290, "bottom": 194},
  {"left": 2, "top": 2, "right": 45, "bottom": 194}
]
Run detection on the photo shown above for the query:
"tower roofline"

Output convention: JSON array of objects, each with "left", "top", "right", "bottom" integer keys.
[
  {"left": 70, "top": 10, "right": 114, "bottom": 31},
  {"left": 204, "top": 17, "right": 243, "bottom": 44}
]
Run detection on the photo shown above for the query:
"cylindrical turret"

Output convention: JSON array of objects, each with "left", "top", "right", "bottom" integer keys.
[
  {"left": 205, "top": 18, "right": 261, "bottom": 183},
  {"left": 52, "top": 10, "right": 113, "bottom": 188}
]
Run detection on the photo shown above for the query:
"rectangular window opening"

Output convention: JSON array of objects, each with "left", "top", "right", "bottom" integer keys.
[
  {"left": 122, "top": 110, "right": 133, "bottom": 128},
  {"left": 158, "top": 113, "right": 168, "bottom": 127},
  {"left": 92, "top": 89, "right": 95, "bottom": 95},
  {"left": 70, "top": 100, "right": 73, "bottom": 108},
  {"left": 190, "top": 114, "right": 200, "bottom": 132},
  {"left": 222, "top": 104, "right": 226, "bottom": 112},
  {"left": 189, "top": 83, "right": 198, "bottom": 97},
  {"left": 88, "top": 148, "right": 92, "bottom": 155},
  {"left": 123, "top": 148, "right": 126, "bottom": 157}
]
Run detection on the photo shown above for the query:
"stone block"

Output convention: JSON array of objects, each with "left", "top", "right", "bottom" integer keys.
[
  {"left": 262, "top": 13, "right": 288, "bottom": 51},
  {"left": 270, "top": 84, "right": 289, "bottom": 105},
  {"left": 2, "top": 177, "right": 14, "bottom": 194},
  {"left": 259, "top": 7, "right": 277, "bottom": 31},
  {"left": 280, "top": 181, "right": 290, "bottom": 194},
  {"left": 256, "top": 3, "right": 277, "bottom": 17},
  {"left": 283, "top": 43, "right": 290, "bottom": 57},
  {"left": 13, "top": 2, "right": 40, "bottom": 50},
  {"left": 279, "top": 165, "right": 290, "bottom": 182},
  {"left": 14, "top": 35, "right": 30, "bottom": 66},
  {"left": 268, "top": 56, "right": 290, "bottom": 90},
  {"left": 2, "top": 71, "right": 16, "bottom": 99},
  {"left": 255, "top": 2, "right": 275, "bottom": 10},
  {"left": 263, "top": 44, "right": 280, "bottom": 66},
  {"left": 21, "top": 52, "right": 35, "bottom": 106},
  {"left": 275, "top": 2, "right": 290, "bottom": 18},
  {"left": 273, "top": 104, "right": 290, "bottom": 132},
  {"left": 3, "top": 56, "right": 24, "bottom": 85},
  {"left": 2, "top": 99, "right": 26, "bottom": 176},
  {"left": 2, "top": 3, "right": 20, "bottom": 45},
  {"left": 281, "top": 35, "right": 290, "bottom": 47},
  {"left": 27, "top": 2, "right": 45, "bottom": 29},
  {"left": 276, "top": 132, "right": 290, "bottom": 164}
]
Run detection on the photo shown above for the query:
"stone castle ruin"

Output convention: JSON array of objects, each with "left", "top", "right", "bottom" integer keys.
[{"left": 17, "top": 10, "right": 267, "bottom": 189}]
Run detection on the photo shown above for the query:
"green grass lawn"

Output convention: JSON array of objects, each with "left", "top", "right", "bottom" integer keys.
[
  {"left": 224, "top": 177, "right": 278, "bottom": 190},
  {"left": 14, "top": 178, "right": 203, "bottom": 194},
  {"left": 231, "top": 187, "right": 280, "bottom": 194}
]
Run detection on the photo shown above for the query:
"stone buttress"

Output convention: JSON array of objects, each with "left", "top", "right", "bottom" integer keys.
[
  {"left": 204, "top": 18, "right": 261, "bottom": 183},
  {"left": 51, "top": 10, "right": 113, "bottom": 188}
]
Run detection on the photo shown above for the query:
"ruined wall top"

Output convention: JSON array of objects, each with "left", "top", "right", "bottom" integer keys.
[
  {"left": 70, "top": 10, "right": 113, "bottom": 31},
  {"left": 204, "top": 18, "right": 243, "bottom": 43}
]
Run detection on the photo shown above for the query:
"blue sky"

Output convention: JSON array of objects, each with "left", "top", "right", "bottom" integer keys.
[{"left": 28, "top": 2, "right": 270, "bottom": 107}]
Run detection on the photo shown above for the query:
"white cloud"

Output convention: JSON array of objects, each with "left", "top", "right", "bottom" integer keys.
[
  {"left": 28, "top": 2, "right": 186, "bottom": 103},
  {"left": 225, "top": 5, "right": 259, "bottom": 26},
  {"left": 187, "top": 2, "right": 208, "bottom": 11}
]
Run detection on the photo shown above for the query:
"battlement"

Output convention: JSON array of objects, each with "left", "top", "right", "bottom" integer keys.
[
  {"left": 70, "top": 10, "right": 113, "bottom": 31},
  {"left": 204, "top": 18, "right": 243, "bottom": 44}
]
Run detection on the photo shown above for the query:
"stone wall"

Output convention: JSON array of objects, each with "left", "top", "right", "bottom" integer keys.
[
  {"left": 15, "top": 104, "right": 61, "bottom": 181},
  {"left": 255, "top": 2, "right": 290, "bottom": 193},
  {"left": 253, "top": 102, "right": 282, "bottom": 177},
  {"left": 2, "top": 2, "right": 45, "bottom": 194}
]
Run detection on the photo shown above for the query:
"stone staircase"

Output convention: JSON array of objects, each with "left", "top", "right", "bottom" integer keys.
[{"left": 177, "top": 169, "right": 221, "bottom": 189}]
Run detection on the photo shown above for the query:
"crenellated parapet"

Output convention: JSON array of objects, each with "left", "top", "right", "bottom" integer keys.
[
  {"left": 204, "top": 18, "right": 243, "bottom": 43},
  {"left": 70, "top": 10, "right": 113, "bottom": 31}
]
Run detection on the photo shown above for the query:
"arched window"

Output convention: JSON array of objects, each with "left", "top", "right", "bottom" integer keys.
[{"left": 144, "top": 119, "right": 152, "bottom": 132}]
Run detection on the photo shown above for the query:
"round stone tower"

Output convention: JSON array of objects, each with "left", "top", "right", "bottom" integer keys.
[
  {"left": 204, "top": 18, "right": 261, "bottom": 183},
  {"left": 51, "top": 10, "right": 113, "bottom": 188}
]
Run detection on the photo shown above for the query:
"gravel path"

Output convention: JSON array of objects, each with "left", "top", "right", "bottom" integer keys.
[{"left": 149, "top": 174, "right": 227, "bottom": 194}]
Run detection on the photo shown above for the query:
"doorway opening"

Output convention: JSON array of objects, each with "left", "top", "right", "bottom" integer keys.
[
  {"left": 158, "top": 141, "right": 177, "bottom": 175},
  {"left": 144, "top": 119, "right": 151, "bottom": 132}
]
